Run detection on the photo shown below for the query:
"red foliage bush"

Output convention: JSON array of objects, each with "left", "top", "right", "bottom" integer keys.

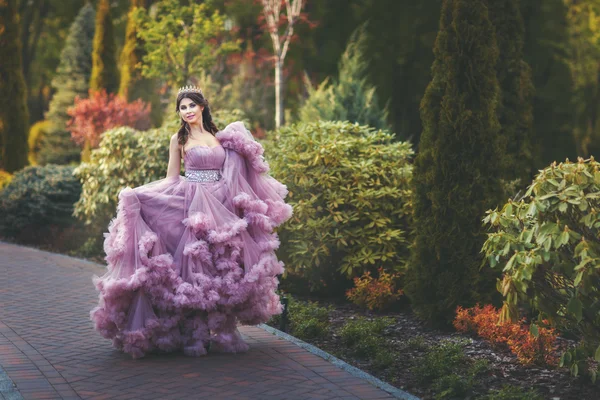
[
  {"left": 67, "top": 89, "right": 151, "bottom": 148},
  {"left": 454, "top": 304, "right": 558, "bottom": 366},
  {"left": 346, "top": 267, "right": 403, "bottom": 311}
]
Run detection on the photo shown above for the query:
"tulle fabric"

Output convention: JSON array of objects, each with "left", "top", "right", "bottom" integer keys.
[{"left": 90, "top": 121, "right": 293, "bottom": 358}]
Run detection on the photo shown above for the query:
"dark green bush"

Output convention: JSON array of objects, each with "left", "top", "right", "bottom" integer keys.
[
  {"left": 0, "top": 165, "right": 81, "bottom": 240},
  {"left": 269, "top": 120, "right": 413, "bottom": 295}
]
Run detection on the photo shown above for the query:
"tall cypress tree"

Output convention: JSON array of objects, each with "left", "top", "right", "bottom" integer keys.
[
  {"left": 90, "top": 0, "right": 119, "bottom": 93},
  {"left": 119, "top": 0, "right": 161, "bottom": 126},
  {"left": 40, "top": 3, "right": 95, "bottom": 165},
  {"left": 405, "top": 0, "right": 504, "bottom": 327},
  {"left": 489, "top": 0, "right": 535, "bottom": 186},
  {"left": 0, "top": 0, "right": 30, "bottom": 173}
]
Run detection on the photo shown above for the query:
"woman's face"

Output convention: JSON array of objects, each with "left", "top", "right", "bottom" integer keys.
[{"left": 179, "top": 97, "right": 204, "bottom": 125}]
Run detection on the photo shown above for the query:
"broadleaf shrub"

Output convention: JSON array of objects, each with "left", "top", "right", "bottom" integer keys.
[
  {"left": 268, "top": 121, "right": 413, "bottom": 294},
  {"left": 454, "top": 305, "right": 558, "bottom": 366},
  {"left": 346, "top": 267, "right": 403, "bottom": 311},
  {"left": 73, "top": 124, "right": 169, "bottom": 229},
  {"left": 0, "top": 165, "right": 81, "bottom": 239},
  {"left": 481, "top": 157, "right": 600, "bottom": 376}
]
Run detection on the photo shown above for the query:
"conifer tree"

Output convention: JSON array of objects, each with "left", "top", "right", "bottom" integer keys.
[
  {"left": 299, "top": 25, "right": 389, "bottom": 131},
  {"left": 119, "top": 0, "right": 162, "bottom": 126},
  {"left": 90, "top": 0, "right": 119, "bottom": 93},
  {"left": 40, "top": 3, "right": 95, "bottom": 165},
  {"left": 489, "top": 0, "right": 535, "bottom": 186},
  {"left": 405, "top": 0, "right": 504, "bottom": 326},
  {"left": 0, "top": 0, "right": 30, "bottom": 172},
  {"left": 521, "top": 0, "right": 577, "bottom": 165}
]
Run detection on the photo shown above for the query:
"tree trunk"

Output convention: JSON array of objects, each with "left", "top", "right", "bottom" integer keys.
[{"left": 275, "top": 58, "right": 284, "bottom": 128}]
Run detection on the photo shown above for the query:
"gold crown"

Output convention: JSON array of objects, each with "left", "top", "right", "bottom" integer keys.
[{"left": 178, "top": 85, "right": 203, "bottom": 95}]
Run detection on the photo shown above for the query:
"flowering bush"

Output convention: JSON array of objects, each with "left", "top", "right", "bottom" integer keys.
[
  {"left": 67, "top": 89, "right": 151, "bottom": 148},
  {"left": 454, "top": 305, "right": 558, "bottom": 367},
  {"left": 346, "top": 267, "right": 403, "bottom": 311}
]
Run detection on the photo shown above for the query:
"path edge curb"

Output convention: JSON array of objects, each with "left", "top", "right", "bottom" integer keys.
[{"left": 257, "top": 323, "right": 420, "bottom": 400}]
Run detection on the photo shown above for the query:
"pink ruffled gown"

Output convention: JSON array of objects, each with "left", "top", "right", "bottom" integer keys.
[{"left": 90, "top": 122, "right": 293, "bottom": 358}]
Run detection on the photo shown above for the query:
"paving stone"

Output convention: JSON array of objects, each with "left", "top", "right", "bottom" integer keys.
[{"left": 0, "top": 242, "right": 397, "bottom": 399}]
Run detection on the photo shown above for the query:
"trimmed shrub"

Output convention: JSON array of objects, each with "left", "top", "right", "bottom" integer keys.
[
  {"left": 0, "top": 165, "right": 81, "bottom": 239},
  {"left": 73, "top": 125, "right": 166, "bottom": 228},
  {"left": 482, "top": 157, "right": 600, "bottom": 379},
  {"left": 269, "top": 120, "right": 413, "bottom": 294}
]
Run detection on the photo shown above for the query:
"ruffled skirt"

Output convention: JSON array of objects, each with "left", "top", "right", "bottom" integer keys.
[{"left": 90, "top": 174, "right": 289, "bottom": 358}]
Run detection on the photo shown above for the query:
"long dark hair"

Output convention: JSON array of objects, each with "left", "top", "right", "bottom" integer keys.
[{"left": 175, "top": 91, "right": 219, "bottom": 147}]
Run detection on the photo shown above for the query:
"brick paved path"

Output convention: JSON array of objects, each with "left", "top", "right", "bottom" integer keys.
[{"left": 0, "top": 242, "right": 398, "bottom": 400}]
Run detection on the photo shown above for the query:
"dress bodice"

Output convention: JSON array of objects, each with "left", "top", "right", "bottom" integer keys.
[{"left": 184, "top": 145, "right": 226, "bottom": 170}]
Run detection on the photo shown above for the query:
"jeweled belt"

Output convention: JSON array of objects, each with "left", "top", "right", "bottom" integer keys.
[{"left": 185, "top": 169, "right": 221, "bottom": 182}]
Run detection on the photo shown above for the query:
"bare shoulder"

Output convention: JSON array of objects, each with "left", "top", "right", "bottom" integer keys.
[{"left": 170, "top": 133, "right": 180, "bottom": 148}]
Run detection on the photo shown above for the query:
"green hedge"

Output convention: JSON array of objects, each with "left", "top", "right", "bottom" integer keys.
[{"left": 0, "top": 165, "right": 81, "bottom": 239}]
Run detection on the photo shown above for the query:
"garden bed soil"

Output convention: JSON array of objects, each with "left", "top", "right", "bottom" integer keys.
[{"left": 283, "top": 301, "right": 598, "bottom": 400}]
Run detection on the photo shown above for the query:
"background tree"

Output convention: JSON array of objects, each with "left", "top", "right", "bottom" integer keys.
[
  {"left": 0, "top": 0, "right": 30, "bottom": 172},
  {"left": 18, "top": 0, "right": 86, "bottom": 122},
  {"left": 405, "top": 0, "right": 504, "bottom": 327},
  {"left": 260, "top": 0, "right": 304, "bottom": 128},
  {"left": 488, "top": 0, "right": 535, "bottom": 186},
  {"left": 119, "top": 0, "right": 161, "bottom": 126},
  {"left": 564, "top": 0, "right": 600, "bottom": 157},
  {"left": 521, "top": 0, "right": 578, "bottom": 166},
  {"left": 39, "top": 3, "right": 95, "bottom": 165},
  {"left": 90, "top": 0, "right": 119, "bottom": 94},
  {"left": 298, "top": 25, "right": 389, "bottom": 130},
  {"left": 132, "top": 0, "right": 239, "bottom": 88}
]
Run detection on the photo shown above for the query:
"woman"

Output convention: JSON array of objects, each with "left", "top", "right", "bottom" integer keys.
[{"left": 90, "top": 86, "right": 293, "bottom": 359}]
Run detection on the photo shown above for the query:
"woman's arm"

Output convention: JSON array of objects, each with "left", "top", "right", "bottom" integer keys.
[{"left": 166, "top": 133, "right": 182, "bottom": 178}]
